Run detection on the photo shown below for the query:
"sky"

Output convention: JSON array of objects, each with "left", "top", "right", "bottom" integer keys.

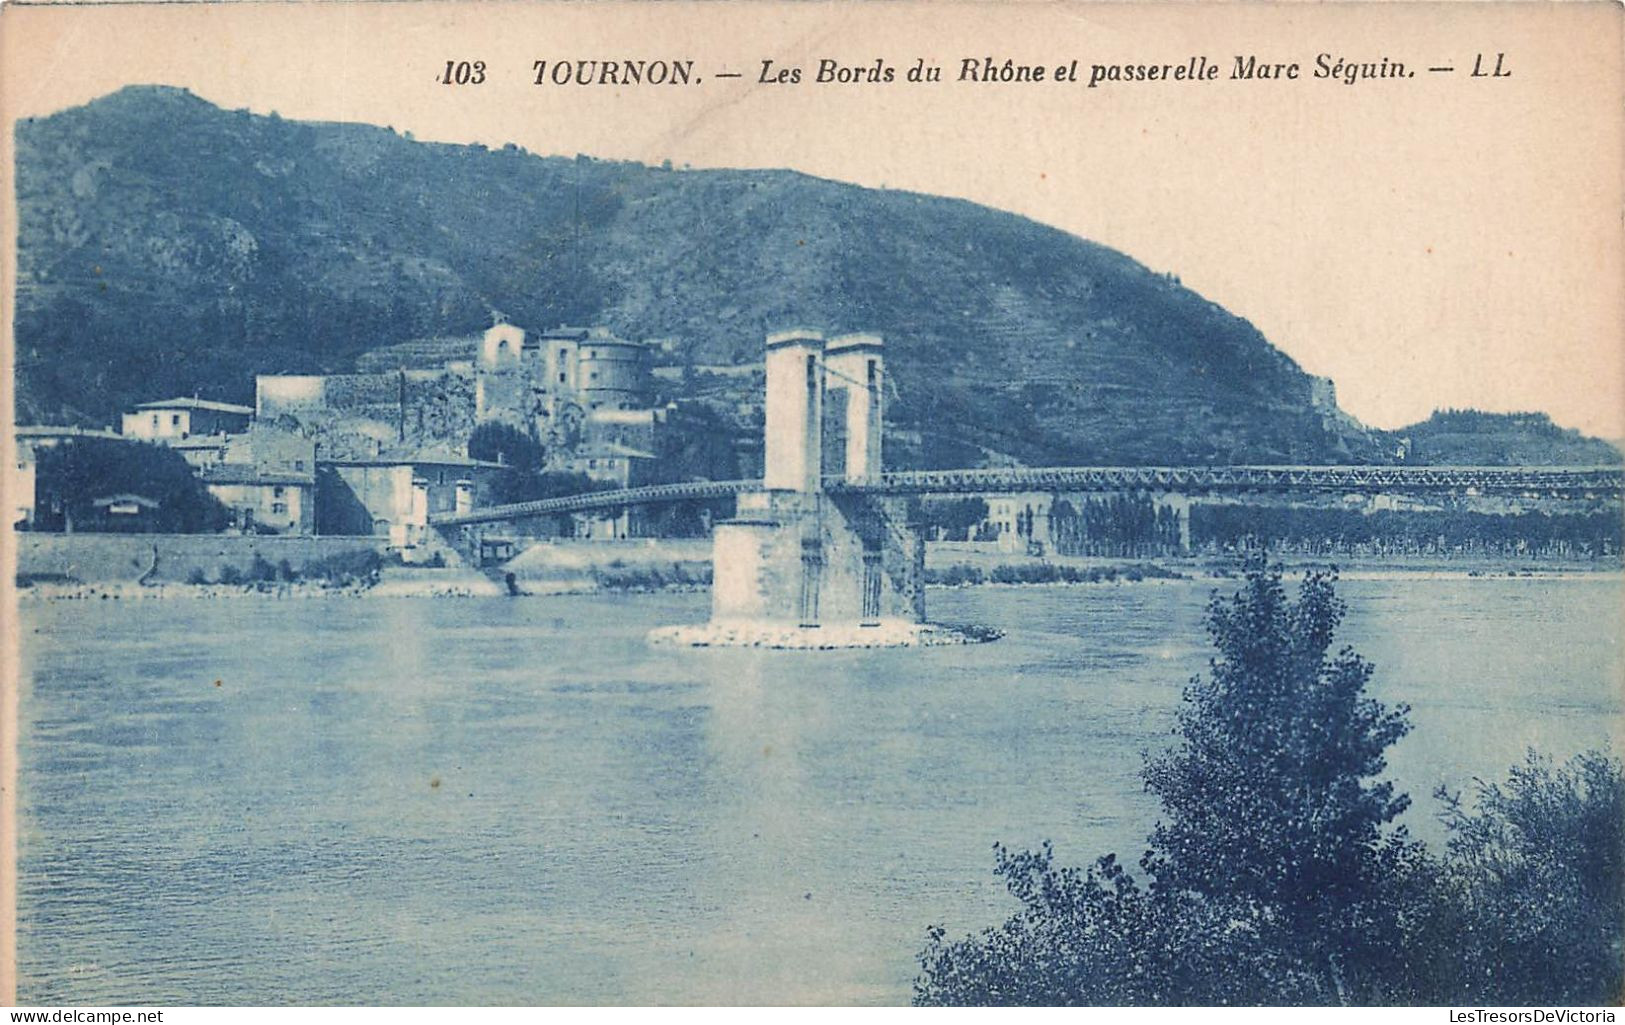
[{"left": 3, "top": 0, "right": 1622, "bottom": 437}]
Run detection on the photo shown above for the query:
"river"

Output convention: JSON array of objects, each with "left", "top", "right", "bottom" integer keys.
[{"left": 15, "top": 575, "right": 1623, "bottom": 1004}]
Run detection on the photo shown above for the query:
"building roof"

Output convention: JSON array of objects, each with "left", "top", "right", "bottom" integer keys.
[
  {"left": 539, "top": 325, "right": 650, "bottom": 347},
  {"left": 538, "top": 326, "right": 591, "bottom": 341},
  {"left": 92, "top": 493, "right": 160, "bottom": 509},
  {"left": 15, "top": 425, "right": 123, "bottom": 441},
  {"left": 133, "top": 398, "right": 255, "bottom": 415},
  {"left": 198, "top": 465, "right": 314, "bottom": 487},
  {"left": 320, "top": 445, "right": 504, "bottom": 470}
]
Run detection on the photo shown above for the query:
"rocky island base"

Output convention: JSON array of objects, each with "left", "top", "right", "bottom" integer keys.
[{"left": 648, "top": 619, "right": 1003, "bottom": 650}]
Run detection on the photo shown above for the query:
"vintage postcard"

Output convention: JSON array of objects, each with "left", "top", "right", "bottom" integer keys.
[{"left": 2, "top": 0, "right": 1622, "bottom": 1009}]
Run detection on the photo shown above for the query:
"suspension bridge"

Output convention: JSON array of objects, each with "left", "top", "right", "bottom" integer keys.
[
  {"left": 430, "top": 328, "right": 1620, "bottom": 644},
  {"left": 429, "top": 464, "right": 1623, "bottom": 528}
]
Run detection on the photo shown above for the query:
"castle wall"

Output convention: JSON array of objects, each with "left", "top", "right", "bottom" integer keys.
[
  {"left": 474, "top": 366, "right": 529, "bottom": 423},
  {"left": 256, "top": 375, "right": 326, "bottom": 418},
  {"left": 260, "top": 370, "right": 477, "bottom": 446}
]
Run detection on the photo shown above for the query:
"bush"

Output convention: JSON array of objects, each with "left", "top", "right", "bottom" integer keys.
[
  {"left": 925, "top": 564, "right": 985, "bottom": 587},
  {"left": 1437, "top": 750, "right": 1625, "bottom": 1004},
  {"left": 303, "top": 548, "right": 384, "bottom": 586}
]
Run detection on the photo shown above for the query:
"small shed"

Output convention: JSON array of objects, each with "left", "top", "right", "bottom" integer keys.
[{"left": 88, "top": 493, "right": 162, "bottom": 532}]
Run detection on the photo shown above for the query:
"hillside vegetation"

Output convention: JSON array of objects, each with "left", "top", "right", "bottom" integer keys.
[
  {"left": 16, "top": 86, "right": 1615, "bottom": 467},
  {"left": 1400, "top": 410, "right": 1619, "bottom": 466}
]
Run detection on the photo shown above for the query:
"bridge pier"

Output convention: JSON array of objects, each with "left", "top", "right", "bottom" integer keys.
[
  {"left": 711, "top": 491, "right": 924, "bottom": 627},
  {"left": 682, "top": 329, "right": 956, "bottom": 647}
]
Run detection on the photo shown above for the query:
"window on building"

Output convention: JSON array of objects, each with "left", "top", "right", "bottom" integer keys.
[
  {"left": 151, "top": 414, "right": 160, "bottom": 429},
  {"left": 171, "top": 414, "right": 181, "bottom": 427},
  {"left": 294, "top": 460, "right": 305, "bottom": 471},
  {"left": 273, "top": 486, "right": 286, "bottom": 498},
  {"left": 558, "top": 373, "right": 567, "bottom": 383},
  {"left": 589, "top": 371, "right": 598, "bottom": 381},
  {"left": 272, "top": 502, "right": 288, "bottom": 515}
]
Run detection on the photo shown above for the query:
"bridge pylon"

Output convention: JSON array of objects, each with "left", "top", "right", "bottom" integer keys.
[
  {"left": 824, "top": 333, "right": 884, "bottom": 486},
  {"left": 763, "top": 328, "right": 826, "bottom": 493},
  {"left": 708, "top": 329, "right": 924, "bottom": 632}
]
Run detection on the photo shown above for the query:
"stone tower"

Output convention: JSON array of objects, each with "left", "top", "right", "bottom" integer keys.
[
  {"left": 706, "top": 328, "right": 923, "bottom": 634},
  {"left": 762, "top": 328, "right": 825, "bottom": 493},
  {"left": 475, "top": 320, "right": 529, "bottom": 423},
  {"left": 822, "top": 333, "right": 884, "bottom": 485}
]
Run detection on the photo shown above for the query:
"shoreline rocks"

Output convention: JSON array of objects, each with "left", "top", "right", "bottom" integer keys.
[{"left": 647, "top": 619, "right": 1003, "bottom": 650}]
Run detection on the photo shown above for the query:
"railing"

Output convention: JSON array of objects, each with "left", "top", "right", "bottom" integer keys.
[
  {"left": 430, "top": 478, "right": 758, "bottom": 526},
  {"left": 429, "top": 465, "right": 1625, "bottom": 525},
  {"left": 844, "top": 465, "right": 1625, "bottom": 497}
]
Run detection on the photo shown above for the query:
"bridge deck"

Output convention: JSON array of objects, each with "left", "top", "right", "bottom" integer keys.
[{"left": 428, "top": 465, "right": 1624, "bottom": 527}]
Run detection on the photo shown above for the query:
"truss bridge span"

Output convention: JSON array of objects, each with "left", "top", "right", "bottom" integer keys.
[{"left": 428, "top": 464, "right": 1623, "bottom": 527}]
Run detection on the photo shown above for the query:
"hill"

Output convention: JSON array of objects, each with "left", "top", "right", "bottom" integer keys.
[
  {"left": 1393, "top": 410, "right": 1621, "bottom": 466},
  {"left": 11, "top": 84, "right": 1561, "bottom": 468}
]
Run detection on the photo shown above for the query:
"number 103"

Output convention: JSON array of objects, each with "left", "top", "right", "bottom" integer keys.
[{"left": 441, "top": 60, "right": 487, "bottom": 85}]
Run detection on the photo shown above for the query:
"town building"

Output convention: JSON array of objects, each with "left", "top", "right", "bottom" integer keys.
[
  {"left": 199, "top": 464, "right": 315, "bottom": 534},
  {"left": 567, "top": 440, "right": 659, "bottom": 540},
  {"left": 121, "top": 398, "right": 254, "bottom": 441},
  {"left": 315, "top": 447, "right": 504, "bottom": 550},
  {"left": 169, "top": 434, "right": 234, "bottom": 468},
  {"left": 147, "top": 425, "right": 322, "bottom": 535},
  {"left": 474, "top": 320, "right": 656, "bottom": 445}
]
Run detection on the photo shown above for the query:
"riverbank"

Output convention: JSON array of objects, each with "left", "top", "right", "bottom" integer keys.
[{"left": 14, "top": 533, "right": 1620, "bottom": 602}]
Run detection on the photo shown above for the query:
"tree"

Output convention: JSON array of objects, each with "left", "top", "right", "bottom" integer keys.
[
  {"left": 468, "top": 420, "right": 543, "bottom": 474},
  {"left": 33, "top": 437, "right": 229, "bottom": 533},
  {"left": 916, "top": 560, "right": 1624, "bottom": 1006},
  {"left": 1437, "top": 750, "right": 1625, "bottom": 1005},
  {"left": 917, "top": 497, "right": 989, "bottom": 541},
  {"left": 469, "top": 421, "right": 551, "bottom": 505},
  {"left": 1140, "top": 561, "right": 1418, "bottom": 1001},
  {"left": 917, "top": 559, "right": 1434, "bottom": 1005}
]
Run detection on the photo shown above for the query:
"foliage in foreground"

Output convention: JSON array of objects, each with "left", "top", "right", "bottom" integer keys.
[{"left": 915, "top": 560, "right": 1624, "bottom": 1006}]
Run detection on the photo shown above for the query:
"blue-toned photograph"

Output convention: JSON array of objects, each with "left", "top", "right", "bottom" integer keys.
[{"left": 4, "top": 0, "right": 1621, "bottom": 1008}]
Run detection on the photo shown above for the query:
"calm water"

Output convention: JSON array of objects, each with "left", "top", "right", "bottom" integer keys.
[{"left": 17, "top": 576, "right": 1624, "bottom": 1004}]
